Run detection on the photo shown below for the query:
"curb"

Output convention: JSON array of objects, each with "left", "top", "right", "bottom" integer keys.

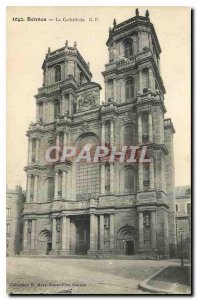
[{"left": 139, "top": 266, "right": 183, "bottom": 294}]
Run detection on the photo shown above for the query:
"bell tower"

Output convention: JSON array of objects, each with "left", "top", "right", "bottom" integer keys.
[{"left": 102, "top": 9, "right": 176, "bottom": 257}]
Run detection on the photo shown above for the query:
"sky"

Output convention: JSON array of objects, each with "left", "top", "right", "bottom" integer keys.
[{"left": 7, "top": 6, "right": 191, "bottom": 189}]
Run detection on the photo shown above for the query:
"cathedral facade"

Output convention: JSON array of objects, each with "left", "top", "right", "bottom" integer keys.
[{"left": 22, "top": 10, "right": 176, "bottom": 257}]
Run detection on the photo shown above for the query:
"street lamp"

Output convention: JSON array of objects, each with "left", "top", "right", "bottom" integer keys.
[{"left": 179, "top": 228, "right": 184, "bottom": 266}]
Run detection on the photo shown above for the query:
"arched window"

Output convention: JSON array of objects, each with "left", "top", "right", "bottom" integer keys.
[
  {"left": 125, "top": 78, "right": 135, "bottom": 102},
  {"left": 123, "top": 167, "right": 135, "bottom": 193},
  {"left": 124, "top": 39, "right": 133, "bottom": 58},
  {"left": 54, "top": 100, "right": 60, "bottom": 119},
  {"left": 54, "top": 65, "right": 61, "bottom": 82},
  {"left": 47, "top": 178, "right": 54, "bottom": 200}
]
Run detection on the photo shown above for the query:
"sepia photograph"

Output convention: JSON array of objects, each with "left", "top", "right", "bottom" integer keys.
[{"left": 6, "top": 6, "right": 191, "bottom": 294}]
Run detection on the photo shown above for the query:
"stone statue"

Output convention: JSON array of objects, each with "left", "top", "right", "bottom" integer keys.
[
  {"left": 145, "top": 10, "right": 149, "bottom": 18},
  {"left": 135, "top": 8, "right": 139, "bottom": 16}
]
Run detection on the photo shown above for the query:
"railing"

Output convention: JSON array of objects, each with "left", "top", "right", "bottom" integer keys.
[
  {"left": 105, "top": 49, "right": 152, "bottom": 71},
  {"left": 38, "top": 78, "right": 77, "bottom": 94},
  {"left": 116, "top": 56, "right": 136, "bottom": 69}
]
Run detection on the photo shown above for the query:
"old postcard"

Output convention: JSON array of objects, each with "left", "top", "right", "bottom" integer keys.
[{"left": 6, "top": 6, "right": 191, "bottom": 294}]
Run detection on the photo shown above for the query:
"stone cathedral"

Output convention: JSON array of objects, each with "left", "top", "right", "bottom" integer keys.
[{"left": 22, "top": 10, "right": 176, "bottom": 258}]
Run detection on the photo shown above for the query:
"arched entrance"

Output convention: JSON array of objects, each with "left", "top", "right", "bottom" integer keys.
[
  {"left": 37, "top": 230, "right": 52, "bottom": 255},
  {"left": 116, "top": 225, "right": 137, "bottom": 255}
]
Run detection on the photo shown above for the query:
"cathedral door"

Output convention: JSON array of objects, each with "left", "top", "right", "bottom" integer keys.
[{"left": 126, "top": 240, "right": 134, "bottom": 255}]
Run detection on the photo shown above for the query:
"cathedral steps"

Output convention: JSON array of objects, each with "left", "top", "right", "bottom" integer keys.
[{"left": 19, "top": 254, "right": 159, "bottom": 260}]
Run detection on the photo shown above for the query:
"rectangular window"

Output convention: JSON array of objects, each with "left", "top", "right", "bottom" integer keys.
[
  {"left": 6, "top": 208, "right": 11, "bottom": 218},
  {"left": 76, "top": 163, "right": 100, "bottom": 200},
  {"left": 6, "top": 224, "right": 10, "bottom": 235},
  {"left": 7, "top": 196, "right": 12, "bottom": 206},
  {"left": 176, "top": 204, "right": 178, "bottom": 212}
]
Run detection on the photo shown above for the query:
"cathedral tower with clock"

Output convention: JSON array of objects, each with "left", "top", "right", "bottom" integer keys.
[{"left": 22, "top": 9, "right": 176, "bottom": 258}]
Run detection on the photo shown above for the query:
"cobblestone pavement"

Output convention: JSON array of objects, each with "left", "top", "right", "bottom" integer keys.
[{"left": 7, "top": 257, "right": 179, "bottom": 294}]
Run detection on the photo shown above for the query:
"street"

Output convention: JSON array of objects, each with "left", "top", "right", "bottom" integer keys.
[{"left": 7, "top": 257, "right": 179, "bottom": 294}]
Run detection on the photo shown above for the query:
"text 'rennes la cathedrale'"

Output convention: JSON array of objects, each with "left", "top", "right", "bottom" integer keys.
[{"left": 12, "top": 17, "right": 86, "bottom": 22}]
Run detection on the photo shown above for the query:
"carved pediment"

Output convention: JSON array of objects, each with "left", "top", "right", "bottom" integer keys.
[{"left": 76, "top": 82, "right": 101, "bottom": 112}]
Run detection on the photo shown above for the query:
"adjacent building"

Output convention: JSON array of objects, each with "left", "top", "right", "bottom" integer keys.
[
  {"left": 175, "top": 186, "right": 191, "bottom": 257},
  {"left": 22, "top": 10, "right": 176, "bottom": 257},
  {"left": 6, "top": 185, "right": 25, "bottom": 256}
]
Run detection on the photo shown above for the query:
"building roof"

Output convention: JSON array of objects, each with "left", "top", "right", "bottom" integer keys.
[{"left": 175, "top": 186, "right": 191, "bottom": 198}]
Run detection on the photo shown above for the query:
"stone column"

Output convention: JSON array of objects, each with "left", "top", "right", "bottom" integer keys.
[
  {"left": 54, "top": 172, "right": 58, "bottom": 199},
  {"left": 36, "top": 104, "right": 39, "bottom": 122},
  {"left": 101, "top": 163, "right": 105, "bottom": 194},
  {"left": 161, "top": 155, "right": 166, "bottom": 192},
  {"left": 23, "top": 220, "right": 28, "bottom": 250},
  {"left": 26, "top": 175, "right": 31, "bottom": 202},
  {"left": 31, "top": 220, "right": 36, "bottom": 250},
  {"left": 35, "top": 139, "right": 39, "bottom": 164},
  {"left": 70, "top": 222, "right": 76, "bottom": 254},
  {"left": 89, "top": 214, "right": 97, "bottom": 252},
  {"left": 163, "top": 211, "right": 169, "bottom": 256},
  {"left": 138, "top": 69, "right": 143, "bottom": 93},
  {"left": 151, "top": 211, "right": 157, "bottom": 249},
  {"left": 149, "top": 158, "right": 154, "bottom": 189},
  {"left": 148, "top": 111, "right": 153, "bottom": 142},
  {"left": 101, "top": 121, "right": 105, "bottom": 145},
  {"left": 69, "top": 94, "right": 73, "bottom": 116},
  {"left": 110, "top": 119, "right": 114, "bottom": 145},
  {"left": 139, "top": 212, "right": 144, "bottom": 249},
  {"left": 66, "top": 168, "right": 71, "bottom": 200},
  {"left": 71, "top": 164, "right": 76, "bottom": 200},
  {"left": 138, "top": 163, "right": 143, "bottom": 190},
  {"left": 49, "top": 101, "right": 53, "bottom": 122},
  {"left": 138, "top": 32, "right": 141, "bottom": 53},
  {"left": 28, "top": 139, "right": 32, "bottom": 165},
  {"left": 62, "top": 94, "right": 65, "bottom": 115},
  {"left": 61, "top": 216, "right": 67, "bottom": 250},
  {"left": 110, "top": 214, "right": 115, "bottom": 250},
  {"left": 104, "top": 81, "right": 108, "bottom": 104},
  {"left": 33, "top": 175, "right": 38, "bottom": 202},
  {"left": 63, "top": 131, "right": 67, "bottom": 149},
  {"left": 99, "top": 215, "right": 104, "bottom": 250},
  {"left": 62, "top": 170, "right": 66, "bottom": 199},
  {"left": 66, "top": 217, "right": 70, "bottom": 251},
  {"left": 52, "top": 218, "right": 57, "bottom": 251},
  {"left": 56, "top": 134, "right": 60, "bottom": 146},
  {"left": 43, "top": 102, "right": 46, "bottom": 122},
  {"left": 110, "top": 163, "right": 114, "bottom": 194},
  {"left": 138, "top": 113, "right": 142, "bottom": 144},
  {"left": 113, "top": 79, "right": 116, "bottom": 102}
]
